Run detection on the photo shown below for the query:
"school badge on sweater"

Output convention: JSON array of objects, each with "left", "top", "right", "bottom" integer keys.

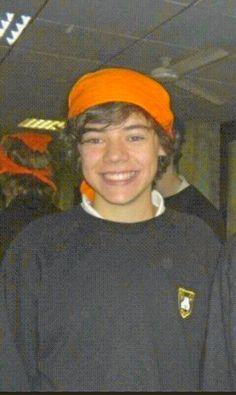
[{"left": 178, "top": 287, "right": 196, "bottom": 319}]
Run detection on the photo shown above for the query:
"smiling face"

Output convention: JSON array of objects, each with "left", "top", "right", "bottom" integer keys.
[{"left": 78, "top": 111, "right": 165, "bottom": 219}]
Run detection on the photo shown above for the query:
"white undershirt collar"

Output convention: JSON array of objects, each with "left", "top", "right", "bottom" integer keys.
[{"left": 81, "top": 190, "right": 165, "bottom": 219}]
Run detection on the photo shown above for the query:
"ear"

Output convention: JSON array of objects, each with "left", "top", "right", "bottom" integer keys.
[
  {"left": 157, "top": 144, "right": 166, "bottom": 156},
  {"left": 77, "top": 143, "right": 82, "bottom": 155},
  {"left": 158, "top": 145, "right": 166, "bottom": 156},
  {"left": 154, "top": 134, "right": 167, "bottom": 157}
]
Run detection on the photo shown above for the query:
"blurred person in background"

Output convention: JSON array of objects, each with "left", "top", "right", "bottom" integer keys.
[
  {"left": 0, "top": 132, "right": 60, "bottom": 261},
  {"left": 156, "top": 117, "right": 225, "bottom": 240}
]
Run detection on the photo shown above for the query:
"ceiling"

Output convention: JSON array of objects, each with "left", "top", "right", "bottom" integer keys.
[{"left": 0, "top": 0, "right": 236, "bottom": 131}]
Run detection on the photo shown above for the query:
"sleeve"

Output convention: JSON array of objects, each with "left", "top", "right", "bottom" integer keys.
[
  {"left": 0, "top": 227, "right": 41, "bottom": 391},
  {"left": 201, "top": 244, "right": 234, "bottom": 391},
  {"left": 0, "top": 279, "right": 29, "bottom": 391}
]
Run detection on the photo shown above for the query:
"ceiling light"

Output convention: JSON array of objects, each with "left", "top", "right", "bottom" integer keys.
[
  {"left": 6, "top": 14, "right": 31, "bottom": 45},
  {"left": 18, "top": 118, "right": 66, "bottom": 131},
  {"left": 0, "top": 12, "right": 14, "bottom": 38}
]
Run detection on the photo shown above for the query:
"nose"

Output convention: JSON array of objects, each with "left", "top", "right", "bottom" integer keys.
[{"left": 103, "top": 137, "right": 129, "bottom": 163}]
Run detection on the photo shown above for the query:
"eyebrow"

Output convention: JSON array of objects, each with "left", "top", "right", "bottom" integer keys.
[{"left": 83, "top": 124, "right": 151, "bottom": 133}]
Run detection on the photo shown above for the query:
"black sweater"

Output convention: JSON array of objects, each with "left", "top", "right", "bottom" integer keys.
[
  {"left": 165, "top": 185, "right": 225, "bottom": 241},
  {"left": 0, "top": 206, "right": 230, "bottom": 391},
  {"left": 0, "top": 194, "right": 60, "bottom": 261}
]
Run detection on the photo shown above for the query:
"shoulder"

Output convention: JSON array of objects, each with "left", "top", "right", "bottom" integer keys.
[
  {"left": 164, "top": 185, "right": 219, "bottom": 216},
  {"left": 3, "top": 206, "right": 85, "bottom": 254},
  {"left": 185, "top": 186, "right": 218, "bottom": 209},
  {"left": 164, "top": 207, "right": 220, "bottom": 239},
  {"left": 163, "top": 208, "right": 222, "bottom": 260},
  {"left": 153, "top": 209, "right": 221, "bottom": 284},
  {"left": 1, "top": 206, "right": 88, "bottom": 283},
  {"left": 168, "top": 185, "right": 217, "bottom": 211},
  {"left": 165, "top": 185, "right": 225, "bottom": 240}
]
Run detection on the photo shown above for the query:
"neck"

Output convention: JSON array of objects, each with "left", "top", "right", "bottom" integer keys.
[
  {"left": 93, "top": 191, "right": 156, "bottom": 223},
  {"left": 156, "top": 164, "right": 183, "bottom": 198}
]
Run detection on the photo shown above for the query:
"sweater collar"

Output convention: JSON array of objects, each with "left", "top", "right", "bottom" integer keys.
[{"left": 81, "top": 190, "right": 165, "bottom": 219}]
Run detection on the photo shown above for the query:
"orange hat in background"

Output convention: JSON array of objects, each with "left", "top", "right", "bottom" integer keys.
[
  {"left": 3, "top": 132, "right": 52, "bottom": 153},
  {"left": 0, "top": 132, "right": 56, "bottom": 190},
  {"left": 0, "top": 145, "right": 57, "bottom": 190},
  {"left": 68, "top": 67, "right": 174, "bottom": 135}
]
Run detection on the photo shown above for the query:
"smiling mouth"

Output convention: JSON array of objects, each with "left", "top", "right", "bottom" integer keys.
[{"left": 102, "top": 171, "right": 138, "bottom": 182}]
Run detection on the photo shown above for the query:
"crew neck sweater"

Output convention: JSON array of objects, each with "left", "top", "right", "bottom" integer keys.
[
  {"left": 1, "top": 205, "right": 225, "bottom": 391},
  {"left": 81, "top": 189, "right": 165, "bottom": 219}
]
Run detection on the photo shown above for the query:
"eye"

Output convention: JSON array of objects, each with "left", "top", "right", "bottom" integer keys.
[
  {"left": 81, "top": 137, "right": 104, "bottom": 144},
  {"left": 127, "top": 134, "right": 145, "bottom": 142}
]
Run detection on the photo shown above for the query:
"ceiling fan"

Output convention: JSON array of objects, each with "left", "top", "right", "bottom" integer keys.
[{"left": 150, "top": 48, "right": 229, "bottom": 105}]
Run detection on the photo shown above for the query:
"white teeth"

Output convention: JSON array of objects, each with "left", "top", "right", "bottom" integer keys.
[{"left": 103, "top": 171, "right": 136, "bottom": 181}]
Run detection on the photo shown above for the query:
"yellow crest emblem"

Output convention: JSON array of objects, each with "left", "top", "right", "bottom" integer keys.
[{"left": 178, "top": 287, "right": 196, "bottom": 319}]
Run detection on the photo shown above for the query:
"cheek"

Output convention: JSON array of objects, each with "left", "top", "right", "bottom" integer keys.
[
  {"left": 145, "top": 147, "right": 159, "bottom": 175},
  {"left": 78, "top": 148, "right": 89, "bottom": 175},
  {"left": 80, "top": 149, "right": 102, "bottom": 175},
  {"left": 142, "top": 144, "right": 159, "bottom": 166}
]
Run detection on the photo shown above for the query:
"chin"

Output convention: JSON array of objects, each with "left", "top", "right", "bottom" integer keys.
[{"left": 101, "top": 192, "right": 140, "bottom": 206}]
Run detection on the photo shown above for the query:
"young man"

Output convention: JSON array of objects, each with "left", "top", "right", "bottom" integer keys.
[
  {"left": 0, "top": 68, "right": 231, "bottom": 391},
  {"left": 156, "top": 117, "right": 225, "bottom": 241}
]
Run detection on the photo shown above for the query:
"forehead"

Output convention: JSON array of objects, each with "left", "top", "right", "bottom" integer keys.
[{"left": 84, "top": 112, "right": 151, "bottom": 130}]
